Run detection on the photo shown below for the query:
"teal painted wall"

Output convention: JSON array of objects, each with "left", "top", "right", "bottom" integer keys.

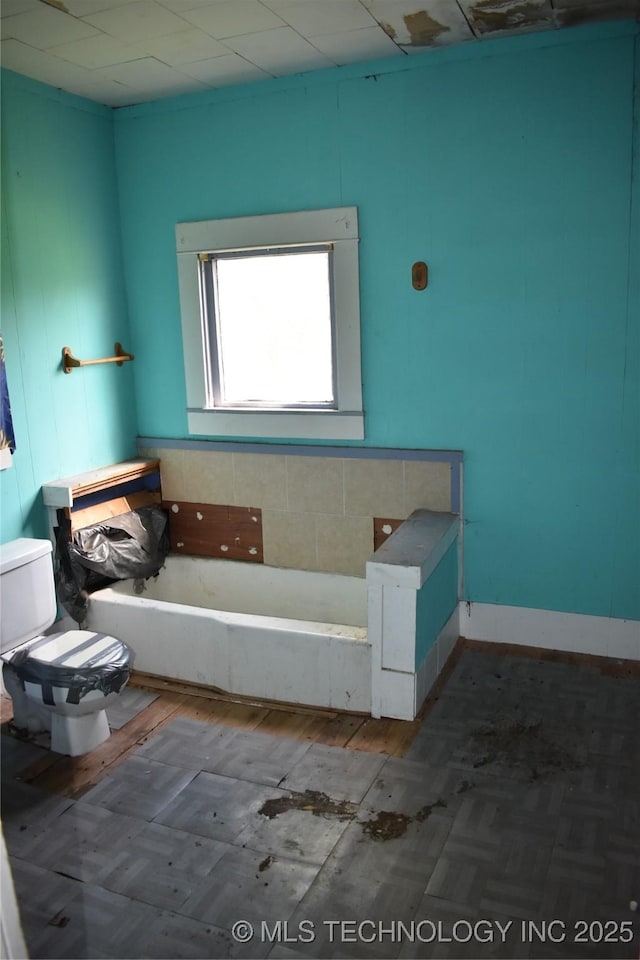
[
  {"left": 2, "top": 22, "right": 636, "bottom": 627},
  {"left": 0, "top": 71, "right": 138, "bottom": 543},
  {"left": 113, "top": 22, "right": 639, "bottom": 622},
  {"left": 416, "top": 541, "right": 459, "bottom": 668}
]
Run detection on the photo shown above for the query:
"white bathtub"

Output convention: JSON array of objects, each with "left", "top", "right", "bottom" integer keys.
[{"left": 87, "top": 555, "right": 371, "bottom": 712}]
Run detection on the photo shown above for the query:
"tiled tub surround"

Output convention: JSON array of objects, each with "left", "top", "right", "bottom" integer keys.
[{"left": 137, "top": 442, "right": 461, "bottom": 578}]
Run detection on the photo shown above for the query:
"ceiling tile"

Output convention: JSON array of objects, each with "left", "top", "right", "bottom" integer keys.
[
  {"left": 155, "top": 0, "right": 215, "bottom": 10},
  {"left": 81, "top": 0, "right": 191, "bottom": 42},
  {"left": 135, "top": 28, "right": 228, "bottom": 65},
  {"left": 1, "top": 37, "right": 95, "bottom": 87},
  {"left": 363, "top": 0, "right": 474, "bottom": 47},
  {"left": 179, "top": 52, "right": 271, "bottom": 86},
  {"left": 56, "top": 74, "right": 136, "bottom": 107},
  {"left": 96, "top": 56, "right": 209, "bottom": 100},
  {"left": 0, "top": 0, "right": 40, "bottom": 17},
  {"left": 97, "top": 54, "right": 187, "bottom": 86},
  {"left": 224, "top": 25, "right": 336, "bottom": 74},
  {"left": 2, "top": 5, "right": 99, "bottom": 49},
  {"left": 310, "top": 25, "right": 403, "bottom": 64},
  {"left": 1, "top": 0, "right": 628, "bottom": 109},
  {"left": 264, "top": 0, "right": 377, "bottom": 37},
  {"left": 61, "top": 0, "right": 132, "bottom": 15},
  {"left": 48, "top": 34, "right": 140, "bottom": 70},
  {"left": 181, "top": 0, "right": 286, "bottom": 39}
]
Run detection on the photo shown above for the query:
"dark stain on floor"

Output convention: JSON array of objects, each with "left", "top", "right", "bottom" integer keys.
[
  {"left": 361, "top": 810, "right": 412, "bottom": 841},
  {"left": 415, "top": 798, "right": 447, "bottom": 821},
  {"left": 259, "top": 789, "right": 358, "bottom": 821},
  {"left": 361, "top": 798, "right": 448, "bottom": 841},
  {"left": 467, "top": 716, "right": 585, "bottom": 780},
  {"left": 260, "top": 788, "right": 451, "bottom": 842}
]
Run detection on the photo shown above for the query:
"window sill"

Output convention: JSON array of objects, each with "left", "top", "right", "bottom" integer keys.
[{"left": 187, "top": 408, "right": 364, "bottom": 441}]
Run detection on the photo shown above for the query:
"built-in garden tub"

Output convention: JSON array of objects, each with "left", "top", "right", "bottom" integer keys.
[
  {"left": 86, "top": 508, "right": 459, "bottom": 719},
  {"left": 44, "top": 459, "right": 460, "bottom": 719},
  {"left": 86, "top": 554, "right": 371, "bottom": 712}
]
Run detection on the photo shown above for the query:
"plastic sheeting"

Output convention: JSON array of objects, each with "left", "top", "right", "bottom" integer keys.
[
  {"left": 6, "top": 631, "right": 131, "bottom": 705},
  {"left": 56, "top": 505, "right": 169, "bottom": 624}
]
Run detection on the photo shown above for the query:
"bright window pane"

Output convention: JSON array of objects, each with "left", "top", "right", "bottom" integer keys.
[{"left": 215, "top": 249, "right": 334, "bottom": 406}]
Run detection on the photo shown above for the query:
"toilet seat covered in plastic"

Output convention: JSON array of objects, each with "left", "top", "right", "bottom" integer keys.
[{"left": 6, "top": 630, "right": 132, "bottom": 706}]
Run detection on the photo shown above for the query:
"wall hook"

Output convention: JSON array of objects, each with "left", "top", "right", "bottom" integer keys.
[{"left": 412, "top": 262, "right": 428, "bottom": 291}]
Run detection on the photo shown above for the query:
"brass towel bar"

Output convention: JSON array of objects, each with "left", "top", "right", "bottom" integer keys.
[{"left": 62, "top": 342, "right": 134, "bottom": 374}]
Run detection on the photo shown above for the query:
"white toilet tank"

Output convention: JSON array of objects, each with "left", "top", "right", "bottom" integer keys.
[{"left": 0, "top": 538, "right": 57, "bottom": 653}]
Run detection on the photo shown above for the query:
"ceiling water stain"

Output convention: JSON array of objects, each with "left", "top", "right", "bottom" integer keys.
[
  {"left": 380, "top": 20, "right": 398, "bottom": 39},
  {"left": 555, "top": 1, "right": 636, "bottom": 27},
  {"left": 403, "top": 10, "right": 451, "bottom": 45},
  {"left": 469, "top": 0, "right": 552, "bottom": 32},
  {"left": 39, "top": 0, "right": 70, "bottom": 10}
]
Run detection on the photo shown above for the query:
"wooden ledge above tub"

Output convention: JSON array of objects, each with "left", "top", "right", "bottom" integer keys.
[{"left": 43, "top": 458, "right": 161, "bottom": 537}]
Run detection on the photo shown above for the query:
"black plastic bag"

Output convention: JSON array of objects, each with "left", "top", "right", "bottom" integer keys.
[{"left": 56, "top": 505, "right": 169, "bottom": 624}]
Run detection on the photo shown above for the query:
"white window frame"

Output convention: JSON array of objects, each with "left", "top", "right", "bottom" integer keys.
[{"left": 176, "top": 207, "right": 364, "bottom": 440}]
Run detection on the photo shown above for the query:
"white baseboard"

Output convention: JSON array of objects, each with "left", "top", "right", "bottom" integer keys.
[{"left": 459, "top": 602, "right": 640, "bottom": 662}]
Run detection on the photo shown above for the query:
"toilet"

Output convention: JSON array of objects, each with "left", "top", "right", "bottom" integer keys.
[{"left": 0, "top": 537, "right": 132, "bottom": 756}]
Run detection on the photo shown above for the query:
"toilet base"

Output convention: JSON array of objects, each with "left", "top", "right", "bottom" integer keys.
[
  {"left": 8, "top": 685, "right": 113, "bottom": 756},
  {"left": 2, "top": 663, "right": 120, "bottom": 757},
  {"left": 50, "top": 708, "right": 111, "bottom": 756}
]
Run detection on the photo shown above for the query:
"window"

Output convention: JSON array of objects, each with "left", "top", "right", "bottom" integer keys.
[
  {"left": 176, "top": 207, "right": 363, "bottom": 440},
  {"left": 202, "top": 244, "right": 335, "bottom": 408}
]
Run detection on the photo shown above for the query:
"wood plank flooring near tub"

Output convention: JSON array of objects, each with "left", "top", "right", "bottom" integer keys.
[
  {"left": 3, "top": 637, "right": 639, "bottom": 802},
  {"left": 0, "top": 667, "right": 428, "bottom": 801}
]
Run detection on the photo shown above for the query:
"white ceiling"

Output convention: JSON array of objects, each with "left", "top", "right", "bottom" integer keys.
[{"left": 1, "top": 0, "right": 637, "bottom": 108}]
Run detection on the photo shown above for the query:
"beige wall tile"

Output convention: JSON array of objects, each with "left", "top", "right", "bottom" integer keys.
[
  {"left": 262, "top": 510, "right": 318, "bottom": 570},
  {"left": 181, "top": 450, "right": 234, "bottom": 504},
  {"left": 344, "top": 458, "right": 405, "bottom": 518},
  {"left": 232, "top": 453, "right": 287, "bottom": 510},
  {"left": 404, "top": 461, "right": 451, "bottom": 514},
  {"left": 316, "top": 514, "right": 372, "bottom": 578},
  {"left": 286, "top": 456, "right": 344, "bottom": 515},
  {"left": 157, "top": 448, "right": 184, "bottom": 500}
]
